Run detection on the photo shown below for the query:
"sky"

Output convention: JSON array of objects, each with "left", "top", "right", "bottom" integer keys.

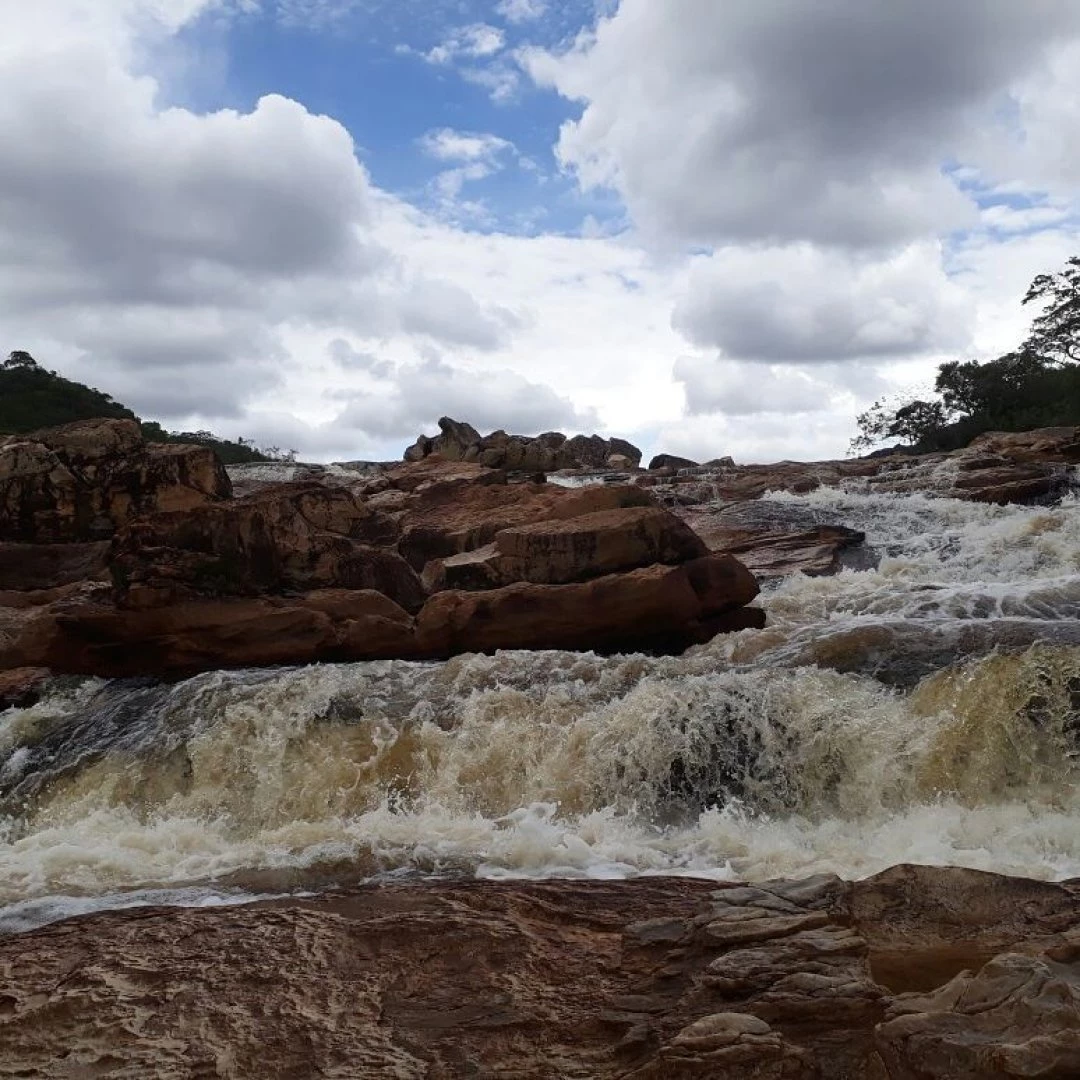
[{"left": 2, "top": 1, "right": 1080, "bottom": 464}]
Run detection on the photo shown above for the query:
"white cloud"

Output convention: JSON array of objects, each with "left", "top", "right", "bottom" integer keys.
[
  {"left": 4, "top": 0, "right": 1080, "bottom": 470},
  {"left": 672, "top": 243, "right": 972, "bottom": 363},
  {"left": 495, "top": 0, "right": 547, "bottom": 25},
  {"left": 418, "top": 128, "right": 515, "bottom": 162},
  {"left": 335, "top": 353, "right": 598, "bottom": 440},
  {"left": 425, "top": 23, "right": 505, "bottom": 64},
  {"left": 523, "top": 0, "right": 1080, "bottom": 249},
  {"left": 674, "top": 358, "right": 849, "bottom": 418}
]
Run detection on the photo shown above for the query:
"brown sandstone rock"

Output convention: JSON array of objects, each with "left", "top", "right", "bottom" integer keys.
[
  {"left": 966, "top": 425, "right": 1080, "bottom": 463},
  {"left": 416, "top": 554, "right": 759, "bottom": 656},
  {"left": 398, "top": 481, "right": 657, "bottom": 569},
  {"left": 0, "top": 419, "right": 231, "bottom": 544},
  {"left": 111, "top": 482, "right": 420, "bottom": 612},
  {"left": 423, "top": 506, "right": 708, "bottom": 591},
  {"left": 1, "top": 865, "right": 1075, "bottom": 1078},
  {"left": 6, "top": 587, "right": 416, "bottom": 677},
  {"left": 0, "top": 540, "right": 110, "bottom": 591},
  {"left": 404, "top": 417, "right": 643, "bottom": 472},
  {"left": 0, "top": 666, "right": 50, "bottom": 709}
]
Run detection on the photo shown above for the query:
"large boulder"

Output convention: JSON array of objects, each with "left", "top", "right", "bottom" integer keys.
[
  {"left": 4, "top": 587, "right": 417, "bottom": 678},
  {"left": 416, "top": 554, "right": 760, "bottom": 657},
  {"left": 111, "top": 482, "right": 422, "bottom": 612},
  {"left": 403, "top": 417, "right": 643, "bottom": 472},
  {"left": 398, "top": 481, "right": 657, "bottom": 570},
  {"left": 648, "top": 453, "right": 700, "bottom": 472},
  {"left": 0, "top": 419, "right": 231, "bottom": 544},
  {"left": 966, "top": 425, "right": 1080, "bottom": 463},
  {"left": 423, "top": 506, "right": 709, "bottom": 591}
]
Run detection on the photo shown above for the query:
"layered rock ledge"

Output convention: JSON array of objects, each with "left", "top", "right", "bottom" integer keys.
[
  {"left": 1, "top": 865, "right": 1077, "bottom": 1078},
  {"left": 0, "top": 420, "right": 760, "bottom": 678}
]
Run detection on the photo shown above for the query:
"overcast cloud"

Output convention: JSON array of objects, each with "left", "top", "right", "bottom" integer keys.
[{"left": 2, "top": 1, "right": 1080, "bottom": 462}]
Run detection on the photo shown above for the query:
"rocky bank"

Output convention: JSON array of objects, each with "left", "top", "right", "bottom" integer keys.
[
  {"left": 1, "top": 865, "right": 1078, "bottom": 1078},
  {"left": 2, "top": 417, "right": 1078, "bottom": 680}
]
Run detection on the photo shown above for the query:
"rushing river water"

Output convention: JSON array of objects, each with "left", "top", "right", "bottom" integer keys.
[{"left": 2, "top": 484, "right": 1079, "bottom": 931}]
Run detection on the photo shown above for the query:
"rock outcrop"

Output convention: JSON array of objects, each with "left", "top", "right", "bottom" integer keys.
[
  {"left": 0, "top": 422, "right": 761, "bottom": 677},
  {"left": 648, "top": 453, "right": 700, "bottom": 472},
  {"left": 417, "top": 555, "right": 762, "bottom": 656},
  {"left": 404, "top": 416, "right": 643, "bottom": 472},
  {"left": 1, "top": 865, "right": 1077, "bottom": 1078},
  {"left": 0, "top": 418, "right": 231, "bottom": 543}
]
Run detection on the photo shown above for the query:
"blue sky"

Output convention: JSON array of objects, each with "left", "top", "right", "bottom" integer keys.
[
  {"left": 171, "top": 1, "right": 605, "bottom": 235},
  {"left": 3, "top": 1, "right": 1080, "bottom": 463}
]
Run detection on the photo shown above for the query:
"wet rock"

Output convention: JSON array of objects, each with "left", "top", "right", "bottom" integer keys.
[
  {"left": 1, "top": 866, "right": 1074, "bottom": 1078},
  {"left": 0, "top": 666, "right": 50, "bottom": 709},
  {"left": 416, "top": 554, "right": 759, "bottom": 657},
  {"left": 0, "top": 541, "right": 110, "bottom": 591},
  {"left": 10, "top": 587, "right": 417, "bottom": 678},
  {"left": 0, "top": 419, "right": 231, "bottom": 544},
  {"left": 422, "top": 506, "right": 709, "bottom": 591}
]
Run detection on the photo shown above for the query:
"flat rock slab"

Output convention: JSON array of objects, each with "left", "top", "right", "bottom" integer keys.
[{"left": 1, "top": 865, "right": 1078, "bottom": 1078}]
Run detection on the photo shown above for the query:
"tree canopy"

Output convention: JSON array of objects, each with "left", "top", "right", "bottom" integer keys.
[
  {"left": 852, "top": 256, "right": 1080, "bottom": 454},
  {"left": 0, "top": 352, "right": 291, "bottom": 464}
]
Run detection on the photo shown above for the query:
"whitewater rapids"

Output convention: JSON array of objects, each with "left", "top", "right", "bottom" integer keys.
[{"left": 2, "top": 487, "right": 1079, "bottom": 930}]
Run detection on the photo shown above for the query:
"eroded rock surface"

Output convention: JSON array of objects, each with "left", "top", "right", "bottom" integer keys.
[
  {"left": 0, "top": 418, "right": 230, "bottom": 543},
  {"left": 0, "top": 865, "right": 1076, "bottom": 1078}
]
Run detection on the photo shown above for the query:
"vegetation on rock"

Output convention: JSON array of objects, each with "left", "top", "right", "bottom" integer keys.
[
  {"left": 0, "top": 352, "right": 291, "bottom": 464},
  {"left": 852, "top": 255, "right": 1080, "bottom": 454}
]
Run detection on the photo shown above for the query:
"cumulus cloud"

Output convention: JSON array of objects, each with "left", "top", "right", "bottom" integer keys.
[
  {"left": 672, "top": 243, "right": 972, "bottom": 363},
  {"left": 675, "top": 358, "right": 842, "bottom": 417},
  {"left": 524, "top": 0, "right": 1080, "bottom": 249},
  {"left": 0, "top": 1, "right": 533, "bottom": 429}
]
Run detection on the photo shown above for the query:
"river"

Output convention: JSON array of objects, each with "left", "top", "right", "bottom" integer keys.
[{"left": 2, "top": 483, "right": 1079, "bottom": 932}]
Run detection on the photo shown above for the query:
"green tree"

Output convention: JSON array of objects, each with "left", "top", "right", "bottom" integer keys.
[
  {"left": 1023, "top": 254, "right": 1080, "bottom": 364},
  {"left": 851, "top": 255, "right": 1080, "bottom": 455}
]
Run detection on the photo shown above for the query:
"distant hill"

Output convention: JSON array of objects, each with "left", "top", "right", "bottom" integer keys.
[{"left": 0, "top": 351, "right": 287, "bottom": 465}]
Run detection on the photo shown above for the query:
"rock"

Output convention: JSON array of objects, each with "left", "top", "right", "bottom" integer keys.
[
  {"left": 0, "top": 541, "right": 110, "bottom": 591},
  {"left": 111, "top": 482, "right": 421, "bottom": 612},
  {"left": 648, "top": 453, "right": 700, "bottom": 471},
  {"left": 8, "top": 587, "right": 417, "bottom": 678},
  {"left": 966, "top": 425, "right": 1080, "bottom": 463},
  {"left": 397, "top": 481, "right": 657, "bottom": 570},
  {"left": 416, "top": 554, "right": 759, "bottom": 656},
  {"left": 606, "top": 453, "right": 636, "bottom": 470},
  {"left": 403, "top": 418, "right": 643, "bottom": 472},
  {"left": 0, "top": 419, "right": 231, "bottom": 544},
  {"left": 0, "top": 665, "right": 50, "bottom": 709},
  {"left": 2, "top": 866, "right": 1075, "bottom": 1078},
  {"left": 423, "top": 506, "right": 709, "bottom": 591},
  {"left": 380, "top": 458, "right": 507, "bottom": 494}
]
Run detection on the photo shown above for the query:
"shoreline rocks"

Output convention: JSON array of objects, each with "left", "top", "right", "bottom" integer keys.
[
  {"left": 0, "top": 421, "right": 762, "bottom": 678},
  {"left": 0, "top": 865, "right": 1076, "bottom": 1078},
  {"left": 3, "top": 419, "right": 1078, "bottom": 680}
]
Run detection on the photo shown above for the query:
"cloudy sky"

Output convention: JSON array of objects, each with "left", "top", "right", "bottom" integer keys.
[{"left": 3, "top": 1, "right": 1080, "bottom": 463}]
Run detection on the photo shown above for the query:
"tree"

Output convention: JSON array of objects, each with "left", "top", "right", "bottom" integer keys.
[
  {"left": 850, "top": 397, "right": 953, "bottom": 453},
  {"left": 4, "top": 350, "right": 38, "bottom": 370},
  {"left": 1023, "top": 254, "right": 1080, "bottom": 364}
]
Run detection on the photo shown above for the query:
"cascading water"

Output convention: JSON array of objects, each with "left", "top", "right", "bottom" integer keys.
[{"left": 2, "top": 485, "right": 1079, "bottom": 932}]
